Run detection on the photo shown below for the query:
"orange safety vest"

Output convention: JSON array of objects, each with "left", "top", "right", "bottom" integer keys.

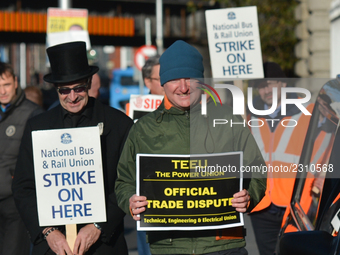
[
  {"left": 125, "top": 102, "right": 130, "bottom": 115},
  {"left": 250, "top": 104, "right": 314, "bottom": 212}
]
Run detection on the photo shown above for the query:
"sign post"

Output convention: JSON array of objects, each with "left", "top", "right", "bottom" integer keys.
[
  {"left": 134, "top": 45, "right": 157, "bottom": 71},
  {"left": 134, "top": 45, "right": 157, "bottom": 95},
  {"left": 66, "top": 224, "right": 77, "bottom": 249}
]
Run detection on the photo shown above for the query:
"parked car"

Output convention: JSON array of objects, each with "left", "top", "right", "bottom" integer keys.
[{"left": 278, "top": 77, "right": 340, "bottom": 255}]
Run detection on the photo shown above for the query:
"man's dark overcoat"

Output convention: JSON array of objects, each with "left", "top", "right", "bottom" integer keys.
[{"left": 12, "top": 97, "right": 133, "bottom": 255}]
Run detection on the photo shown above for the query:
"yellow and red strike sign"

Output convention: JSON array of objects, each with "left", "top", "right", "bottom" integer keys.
[
  {"left": 47, "top": 8, "right": 88, "bottom": 33},
  {"left": 136, "top": 152, "right": 244, "bottom": 231}
]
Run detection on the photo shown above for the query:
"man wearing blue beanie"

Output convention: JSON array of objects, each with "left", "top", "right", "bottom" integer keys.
[
  {"left": 116, "top": 40, "right": 266, "bottom": 255},
  {"left": 159, "top": 40, "right": 204, "bottom": 86}
]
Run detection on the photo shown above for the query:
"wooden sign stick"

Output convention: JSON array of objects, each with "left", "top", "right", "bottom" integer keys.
[{"left": 66, "top": 224, "right": 77, "bottom": 250}]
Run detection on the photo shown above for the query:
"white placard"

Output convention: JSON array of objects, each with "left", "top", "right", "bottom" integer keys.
[
  {"left": 128, "top": 94, "right": 164, "bottom": 121},
  {"left": 205, "top": 6, "right": 264, "bottom": 79},
  {"left": 32, "top": 126, "right": 106, "bottom": 226}
]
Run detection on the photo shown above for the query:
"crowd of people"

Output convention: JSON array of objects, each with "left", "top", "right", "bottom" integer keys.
[{"left": 0, "top": 39, "right": 314, "bottom": 255}]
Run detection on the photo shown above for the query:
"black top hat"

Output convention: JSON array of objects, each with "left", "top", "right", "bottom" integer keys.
[{"left": 43, "top": 41, "right": 99, "bottom": 84}]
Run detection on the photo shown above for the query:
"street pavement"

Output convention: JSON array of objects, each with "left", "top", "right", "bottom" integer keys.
[{"left": 124, "top": 213, "right": 260, "bottom": 255}]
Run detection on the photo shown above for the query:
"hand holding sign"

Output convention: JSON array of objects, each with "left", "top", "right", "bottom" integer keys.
[
  {"left": 129, "top": 194, "right": 148, "bottom": 221},
  {"left": 73, "top": 224, "right": 101, "bottom": 255},
  {"left": 231, "top": 189, "right": 250, "bottom": 213},
  {"left": 45, "top": 229, "right": 73, "bottom": 255}
]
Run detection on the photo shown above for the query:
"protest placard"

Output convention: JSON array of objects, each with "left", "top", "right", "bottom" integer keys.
[
  {"left": 32, "top": 126, "right": 106, "bottom": 226},
  {"left": 205, "top": 6, "right": 264, "bottom": 79},
  {"left": 47, "top": 8, "right": 91, "bottom": 49},
  {"left": 128, "top": 94, "right": 164, "bottom": 121},
  {"left": 136, "top": 152, "right": 243, "bottom": 231}
]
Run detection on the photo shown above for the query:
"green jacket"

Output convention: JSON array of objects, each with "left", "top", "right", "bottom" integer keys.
[{"left": 115, "top": 100, "right": 266, "bottom": 254}]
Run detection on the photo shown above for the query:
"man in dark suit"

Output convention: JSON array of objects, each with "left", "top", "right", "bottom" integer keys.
[{"left": 12, "top": 41, "right": 133, "bottom": 255}]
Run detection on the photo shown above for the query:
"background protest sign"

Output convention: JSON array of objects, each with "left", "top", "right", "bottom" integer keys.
[
  {"left": 47, "top": 8, "right": 91, "bottom": 49},
  {"left": 32, "top": 126, "right": 106, "bottom": 226},
  {"left": 128, "top": 94, "right": 164, "bottom": 122},
  {"left": 205, "top": 6, "right": 264, "bottom": 79},
  {"left": 136, "top": 152, "right": 243, "bottom": 231}
]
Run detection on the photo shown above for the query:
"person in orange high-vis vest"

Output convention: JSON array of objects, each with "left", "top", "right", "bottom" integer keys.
[{"left": 248, "top": 62, "right": 313, "bottom": 255}]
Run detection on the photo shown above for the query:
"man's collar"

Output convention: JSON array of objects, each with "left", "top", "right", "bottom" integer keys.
[
  {"left": 0, "top": 104, "right": 10, "bottom": 112},
  {"left": 164, "top": 94, "right": 203, "bottom": 114},
  {"left": 164, "top": 95, "right": 172, "bottom": 110}
]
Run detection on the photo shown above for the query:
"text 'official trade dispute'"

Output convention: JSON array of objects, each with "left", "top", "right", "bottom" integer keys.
[{"left": 136, "top": 152, "right": 244, "bottom": 231}]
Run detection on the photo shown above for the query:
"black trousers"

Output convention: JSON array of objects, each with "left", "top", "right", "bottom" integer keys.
[
  {"left": 153, "top": 247, "right": 248, "bottom": 255},
  {"left": 249, "top": 205, "right": 285, "bottom": 255},
  {"left": 0, "top": 196, "right": 30, "bottom": 255}
]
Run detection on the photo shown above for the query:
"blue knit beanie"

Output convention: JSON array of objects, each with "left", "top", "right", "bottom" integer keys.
[{"left": 159, "top": 40, "right": 204, "bottom": 86}]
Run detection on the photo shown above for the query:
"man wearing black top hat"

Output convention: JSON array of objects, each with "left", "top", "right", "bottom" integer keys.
[{"left": 12, "top": 41, "right": 133, "bottom": 255}]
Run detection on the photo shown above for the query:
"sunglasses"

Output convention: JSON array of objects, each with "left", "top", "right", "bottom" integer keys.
[{"left": 57, "top": 83, "right": 88, "bottom": 95}]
